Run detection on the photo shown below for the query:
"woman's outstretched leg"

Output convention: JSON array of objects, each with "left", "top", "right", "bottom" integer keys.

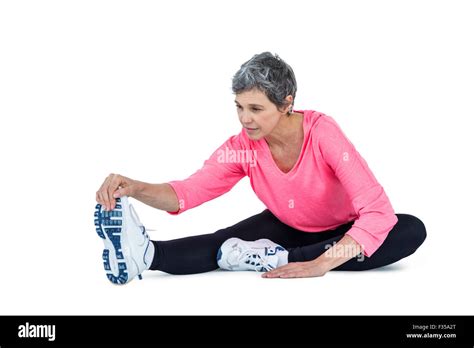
[{"left": 288, "top": 214, "right": 427, "bottom": 271}]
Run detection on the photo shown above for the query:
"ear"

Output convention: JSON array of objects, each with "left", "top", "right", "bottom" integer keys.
[
  {"left": 284, "top": 95, "right": 294, "bottom": 114},
  {"left": 285, "top": 95, "right": 294, "bottom": 109}
]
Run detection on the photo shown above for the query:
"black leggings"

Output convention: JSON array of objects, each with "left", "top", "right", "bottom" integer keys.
[{"left": 150, "top": 210, "right": 427, "bottom": 275}]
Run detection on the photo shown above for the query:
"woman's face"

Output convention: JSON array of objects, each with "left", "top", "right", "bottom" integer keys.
[{"left": 235, "top": 88, "right": 288, "bottom": 140}]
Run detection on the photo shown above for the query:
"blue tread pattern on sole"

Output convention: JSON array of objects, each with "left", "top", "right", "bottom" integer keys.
[{"left": 94, "top": 198, "right": 128, "bottom": 284}]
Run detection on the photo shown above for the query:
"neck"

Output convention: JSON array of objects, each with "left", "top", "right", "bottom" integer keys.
[{"left": 264, "top": 113, "right": 303, "bottom": 148}]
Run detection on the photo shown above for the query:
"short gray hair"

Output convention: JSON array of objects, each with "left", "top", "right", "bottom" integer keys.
[{"left": 231, "top": 52, "right": 297, "bottom": 115}]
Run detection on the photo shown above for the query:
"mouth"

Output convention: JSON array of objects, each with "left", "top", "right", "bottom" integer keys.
[{"left": 245, "top": 127, "right": 258, "bottom": 131}]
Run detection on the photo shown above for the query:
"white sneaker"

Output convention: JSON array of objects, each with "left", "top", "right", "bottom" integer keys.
[
  {"left": 94, "top": 196, "right": 154, "bottom": 285},
  {"left": 217, "top": 237, "right": 286, "bottom": 272}
]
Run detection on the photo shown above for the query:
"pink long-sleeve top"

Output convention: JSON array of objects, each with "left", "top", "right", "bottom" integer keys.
[{"left": 167, "top": 109, "right": 398, "bottom": 257}]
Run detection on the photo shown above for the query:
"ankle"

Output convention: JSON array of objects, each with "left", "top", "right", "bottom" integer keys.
[
  {"left": 277, "top": 250, "right": 289, "bottom": 267},
  {"left": 148, "top": 240, "right": 160, "bottom": 270}
]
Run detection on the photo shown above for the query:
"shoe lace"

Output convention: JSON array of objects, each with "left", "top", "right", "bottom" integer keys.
[
  {"left": 239, "top": 249, "right": 275, "bottom": 272},
  {"left": 129, "top": 204, "right": 155, "bottom": 237}
]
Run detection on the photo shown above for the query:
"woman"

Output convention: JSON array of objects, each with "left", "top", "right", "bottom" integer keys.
[{"left": 95, "top": 52, "right": 426, "bottom": 285}]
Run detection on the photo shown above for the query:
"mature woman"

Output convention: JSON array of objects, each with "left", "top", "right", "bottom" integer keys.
[{"left": 95, "top": 52, "right": 426, "bottom": 285}]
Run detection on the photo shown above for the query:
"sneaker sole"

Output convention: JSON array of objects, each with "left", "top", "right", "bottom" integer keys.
[{"left": 94, "top": 198, "right": 129, "bottom": 284}]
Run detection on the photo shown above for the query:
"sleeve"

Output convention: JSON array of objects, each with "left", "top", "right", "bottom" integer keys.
[
  {"left": 166, "top": 134, "right": 247, "bottom": 215},
  {"left": 317, "top": 118, "right": 398, "bottom": 257}
]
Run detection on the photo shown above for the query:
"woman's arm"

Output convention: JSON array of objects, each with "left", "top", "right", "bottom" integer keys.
[
  {"left": 163, "top": 134, "right": 247, "bottom": 215},
  {"left": 316, "top": 117, "right": 398, "bottom": 258},
  {"left": 131, "top": 182, "right": 180, "bottom": 212},
  {"left": 97, "top": 134, "right": 247, "bottom": 214},
  {"left": 96, "top": 174, "right": 179, "bottom": 212},
  {"left": 264, "top": 115, "right": 396, "bottom": 279}
]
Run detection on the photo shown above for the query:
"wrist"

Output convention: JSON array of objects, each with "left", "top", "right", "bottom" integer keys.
[
  {"left": 312, "top": 248, "right": 352, "bottom": 272},
  {"left": 131, "top": 180, "right": 146, "bottom": 198},
  {"left": 311, "top": 256, "right": 332, "bottom": 272}
]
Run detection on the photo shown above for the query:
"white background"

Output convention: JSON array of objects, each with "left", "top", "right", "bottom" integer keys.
[{"left": 1, "top": 0, "right": 473, "bottom": 315}]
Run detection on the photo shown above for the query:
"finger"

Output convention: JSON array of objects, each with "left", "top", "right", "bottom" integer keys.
[
  {"left": 96, "top": 179, "right": 108, "bottom": 207},
  {"left": 109, "top": 174, "right": 127, "bottom": 209},
  {"left": 113, "top": 185, "right": 131, "bottom": 199},
  {"left": 97, "top": 191, "right": 108, "bottom": 209},
  {"left": 268, "top": 264, "right": 294, "bottom": 274},
  {"left": 96, "top": 179, "right": 110, "bottom": 205},
  {"left": 102, "top": 174, "right": 115, "bottom": 211},
  {"left": 263, "top": 270, "right": 285, "bottom": 278},
  {"left": 264, "top": 264, "right": 302, "bottom": 278},
  {"left": 263, "top": 272, "right": 290, "bottom": 278},
  {"left": 113, "top": 188, "right": 122, "bottom": 199},
  {"left": 108, "top": 174, "right": 123, "bottom": 210},
  {"left": 279, "top": 271, "right": 302, "bottom": 278},
  {"left": 96, "top": 191, "right": 102, "bottom": 205}
]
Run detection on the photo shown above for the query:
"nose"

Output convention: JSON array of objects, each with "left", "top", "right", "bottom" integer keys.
[{"left": 239, "top": 111, "right": 253, "bottom": 125}]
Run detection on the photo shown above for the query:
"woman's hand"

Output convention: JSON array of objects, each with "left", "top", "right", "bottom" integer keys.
[
  {"left": 263, "top": 235, "right": 363, "bottom": 279},
  {"left": 96, "top": 173, "right": 141, "bottom": 211},
  {"left": 262, "top": 260, "right": 328, "bottom": 279}
]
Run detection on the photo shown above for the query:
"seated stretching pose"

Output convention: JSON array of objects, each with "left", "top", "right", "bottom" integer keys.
[{"left": 94, "top": 52, "right": 426, "bottom": 285}]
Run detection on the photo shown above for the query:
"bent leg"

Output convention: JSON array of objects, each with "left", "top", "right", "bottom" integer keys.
[
  {"left": 288, "top": 214, "right": 427, "bottom": 271},
  {"left": 150, "top": 209, "right": 300, "bottom": 275}
]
